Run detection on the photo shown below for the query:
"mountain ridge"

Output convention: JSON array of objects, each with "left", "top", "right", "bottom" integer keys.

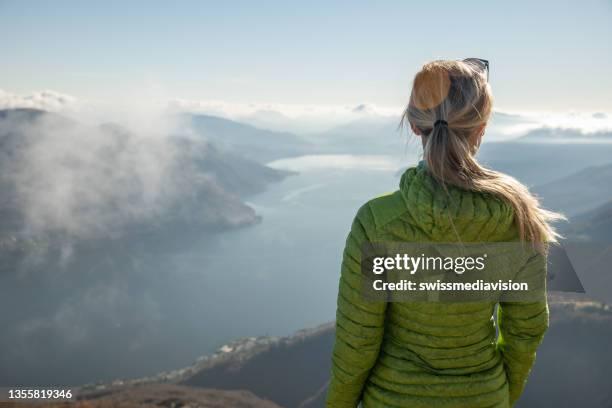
[{"left": 73, "top": 298, "right": 612, "bottom": 408}]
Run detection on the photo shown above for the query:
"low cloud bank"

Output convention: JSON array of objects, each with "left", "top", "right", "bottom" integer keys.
[{"left": 2, "top": 89, "right": 611, "bottom": 138}]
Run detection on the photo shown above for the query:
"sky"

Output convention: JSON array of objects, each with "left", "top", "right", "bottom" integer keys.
[{"left": 0, "top": 0, "right": 611, "bottom": 116}]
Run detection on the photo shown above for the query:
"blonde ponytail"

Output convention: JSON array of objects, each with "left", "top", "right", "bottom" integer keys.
[{"left": 401, "top": 60, "right": 564, "bottom": 247}]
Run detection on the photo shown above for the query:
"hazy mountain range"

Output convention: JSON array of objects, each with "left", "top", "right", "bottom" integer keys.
[
  {"left": 566, "top": 200, "right": 612, "bottom": 243},
  {"left": 3, "top": 107, "right": 612, "bottom": 407},
  {"left": 533, "top": 162, "right": 612, "bottom": 216},
  {"left": 186, "top": 114, "right": 314, "bottom": 162},
  {"left": 477, "top": 142, "right": 612, "bottom": 186}
]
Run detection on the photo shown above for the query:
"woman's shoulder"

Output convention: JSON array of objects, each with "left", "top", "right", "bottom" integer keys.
[{"left": 353, "top": 190, "right": 409, "bottom": 234}]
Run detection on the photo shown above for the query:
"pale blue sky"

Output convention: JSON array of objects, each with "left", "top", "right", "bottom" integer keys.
[{"left": 1, "top": 0, "right": 611, "bottom": 112}]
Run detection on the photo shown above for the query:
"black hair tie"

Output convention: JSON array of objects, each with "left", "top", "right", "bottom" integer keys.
[{"left": 433, "top": 119, "right": 448, "bottom": 128}]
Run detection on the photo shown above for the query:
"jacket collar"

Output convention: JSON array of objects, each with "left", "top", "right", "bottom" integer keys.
[{"left": 398, "top": 165, "right": 516, "bottom": 242}]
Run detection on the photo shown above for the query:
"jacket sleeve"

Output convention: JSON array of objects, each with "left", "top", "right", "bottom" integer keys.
[
  {"left": 326, "top": 205, "right": 387, "bottom": 408},
  {"left": 496, "top": 252, "right": 549, "bottom": 406}
]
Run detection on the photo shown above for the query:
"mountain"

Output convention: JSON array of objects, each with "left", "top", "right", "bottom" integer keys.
[
  {"left": 0, "top": 106, "right": 72, "bottom": 125},
  {"left": 76, "top": 322, "right": 335, "bottom": 408},
  {"left": 73, "top": 299, "right": 612, "bottom": 408},
  {"left": 310, "top": 117, "right": 406, "bottom": 155},
  {"left": 554, "top": 201, "right": 612, "bottom": 304},
  {"left": 520, "top": 296, "right": 612, "bottom": 408},
  {"left": 564, "top": 200, "right": 612, "bottom": 243},
  {"left": 75, "top": 385, "right": 282, "bottom": 408},
  {"left": 239, "top": 109, "right": 301, "bottom": 133},
  {"left": 533, "top": 162, "right": 612, "bottom": 216},
  {"left": 305, "top": 110, "right": 536, "bottom": 156},
  {"left": 518, "top": 128, "right": 612, "bottom": 143},
  {"left": 0, "top": 108, "right": 291, "bottom": 241},
  {"left": 454, "top": 158, "right": 612, "bottom": 306},
  {"left": 186, "top": 114, "right": 314, "bottom": 162},
  {"left": 0, "top": 108, "right": 294, "bottom": 387},
  {"left": 305, "top": 116, "right": 612, "bottom": 168},
  {"left": 476, "top": 111, "right": 540, "bottom": 142},
  {"left": 393, "top": 141, "right": 612, "bottom": 186},
  {"left": 190, "top": 141, "right": 292, "bottom": 197},
  {"left": 477, "top": 142, "right": 612, "bottom": 185},
  {"left": 488, "top": 111, "right": 535, "bottom": 127}
]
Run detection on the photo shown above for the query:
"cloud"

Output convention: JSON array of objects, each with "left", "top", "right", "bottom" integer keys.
[
  {"left": 0, "top": 89, "right": 399, "bottom": 133},
  {"left": 167, "top": 98, "right": 401, "bottom": 133},
  {"left": 3, "top": 89, "right": 611, "bottom": 137},
  {"left": 14, "top": 119, "right": 170, "bottom": 237},
  {"left": 0, "top": 108, "right": 235, "bottom": 240},
  {"left": 0, "top": 89, "right": 78, "bottom": 111},
  {"left": 169, "top": 99, "right": 612, "bottom": 137},
  {"left": 485, "top": 109, "right": 612, "bottom": 141},
  {"left": 512, "top": 111, "right": 612, "bottom": 135},
  {"left": 167, "top": 98, "right": 397, "bottom": 118}
]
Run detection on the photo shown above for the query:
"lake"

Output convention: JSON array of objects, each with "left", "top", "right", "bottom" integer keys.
[{"left": 0, "top": 152, "right": 417, "bottom": 386}]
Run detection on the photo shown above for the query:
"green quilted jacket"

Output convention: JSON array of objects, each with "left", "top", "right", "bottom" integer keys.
[{"left": 327, "top": 165, "right": 549, "bottom": 408}]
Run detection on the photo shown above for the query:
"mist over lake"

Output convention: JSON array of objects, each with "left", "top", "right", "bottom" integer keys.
[{"left": 0, "top": 110, "right": 416, "bottom": 386}]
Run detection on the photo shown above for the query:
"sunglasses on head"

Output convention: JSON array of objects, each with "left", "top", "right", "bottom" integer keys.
[{"left": 462, "top": 58, "right": 489, "bottom": 82}]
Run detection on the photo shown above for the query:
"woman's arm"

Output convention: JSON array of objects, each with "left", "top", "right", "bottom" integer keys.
[
  {"left": 326, "top": 204, "right": 387, "bottom": 408},
  {"left": 496, "top": 253, "right": 549, "bottom": 406}
]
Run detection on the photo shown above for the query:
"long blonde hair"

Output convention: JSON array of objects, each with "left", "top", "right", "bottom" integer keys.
[{"left": 400, "top": 60, "right": 564, "bottom": 245}]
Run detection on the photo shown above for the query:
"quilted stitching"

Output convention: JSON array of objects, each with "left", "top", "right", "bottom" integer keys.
[{"left": 327, "top": 166, "right": 548, "bottom": 408}]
